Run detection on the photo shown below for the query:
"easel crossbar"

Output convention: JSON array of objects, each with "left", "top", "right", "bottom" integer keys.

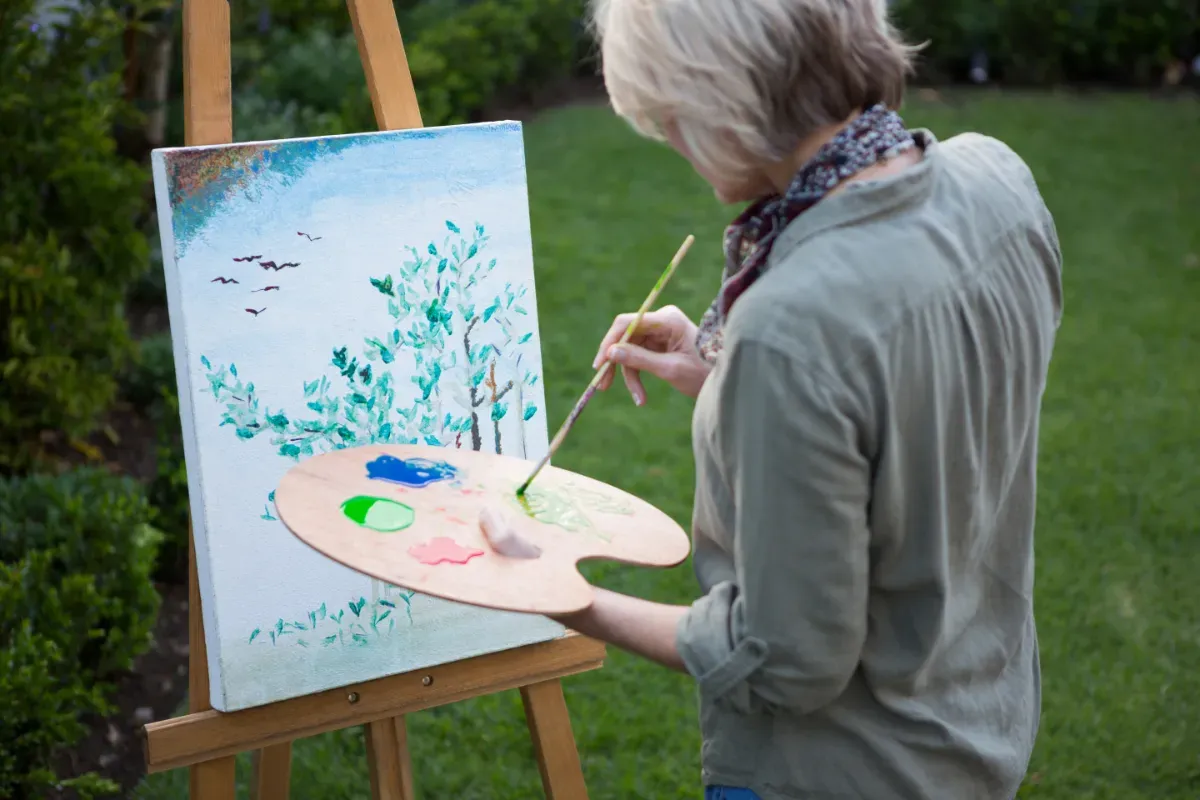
[{"left": 145, "top": 634, "right": 604, "bottom": 773}]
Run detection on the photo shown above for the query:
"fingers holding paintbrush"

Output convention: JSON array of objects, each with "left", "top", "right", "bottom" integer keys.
[
  {"left": 515, "top": 234, "right": 695, "bottom": 496},
  {"left": 592, "top": 304, "right": 710, "bottom": 402}
]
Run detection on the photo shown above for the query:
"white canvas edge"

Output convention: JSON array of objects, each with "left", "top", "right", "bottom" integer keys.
[{"left": 150, "top": 151, "right": 228, "bottom": 709}]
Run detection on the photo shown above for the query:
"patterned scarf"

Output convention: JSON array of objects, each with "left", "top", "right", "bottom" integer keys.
[{"left": 695, "top": 103, "right": 916, "bottom": 362}]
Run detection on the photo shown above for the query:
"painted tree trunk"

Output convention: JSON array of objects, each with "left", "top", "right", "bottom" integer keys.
[{"left": 516, "top": 378, "right": 527, "bottom": 459}]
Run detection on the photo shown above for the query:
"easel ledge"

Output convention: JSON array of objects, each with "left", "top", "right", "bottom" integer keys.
[
  {"left": 143, "top": 634, "right": 604, "bottom": 773},
  {"left": 153, "top": 0, "right": 607, "bottom": 797}
]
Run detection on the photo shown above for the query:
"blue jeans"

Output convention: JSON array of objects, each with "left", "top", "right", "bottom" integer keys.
[{"left": 705, "top": 788, "right": 761, "bottom": 800}]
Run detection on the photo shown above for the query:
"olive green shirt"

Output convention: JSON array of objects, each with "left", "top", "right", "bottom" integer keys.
[{"left": 679, "top": 131, "right": 1063, "bottom": 799}]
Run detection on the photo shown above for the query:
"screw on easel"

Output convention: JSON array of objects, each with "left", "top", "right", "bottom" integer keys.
[
  {"left": 421, "top": 676, "right": 434, "bottom": 687},
  {"left": 347, "top": 691, "right": 360, "bottom": 704}
]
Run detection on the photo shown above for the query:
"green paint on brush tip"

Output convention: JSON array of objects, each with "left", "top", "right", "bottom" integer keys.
[{"left": 342, "top": 495, "right": 416, "bottom": 532}]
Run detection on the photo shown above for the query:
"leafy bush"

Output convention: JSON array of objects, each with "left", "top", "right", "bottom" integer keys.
[
  {"left": 230, "top": 25, "right": 375, "bottom": 140},
  {"left": 117, "top": 333, "right": 191, "bottom": 581},
  {"left": 183, "top": 0, "right": 588, "bottom": 144},
  {"left": 122, "top": 332, "right": 178, "bottom": 410},
  {"left": 893, "top": 0, "right": 1199, "bottom": 85},
  {"left": 147, "top": 389, "right": 191, "bottom": 583},
  {"left": 0, "top": 469, "right": 162, "bottom": 681},
  {"left": 0, "top": 469, "right": 161, "bottom": 798},
  {"left": 0, "top": 613, "right": 116, "bottom": 799},
  {"left": 409, "top": 0, "right": 587, "bottom": 126},
  {"left": 0, "top": 1, "right": 156, "bottom": 470}
]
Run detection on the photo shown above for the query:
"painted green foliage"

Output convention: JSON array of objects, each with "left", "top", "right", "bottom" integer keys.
[
  {"left": 202, "top": 220, "right": 539, "bottom": 463},
  {"left": 245, "top": 591, "right": 415, "bottom": 650},
  {"left": 199, "top": 219, "right": 543, "bottom": 648}
]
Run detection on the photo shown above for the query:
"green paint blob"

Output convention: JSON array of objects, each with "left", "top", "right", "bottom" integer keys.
[
  {"left": 342, "top": 495, "right": 415, "bottom": 532},
  {"left": 508, "top": 485, "right": 612, "bottom": 541}
]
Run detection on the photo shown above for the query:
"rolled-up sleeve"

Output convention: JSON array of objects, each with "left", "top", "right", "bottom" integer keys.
[{"left": 677, "top": 337, "right": 871, "bottom": 715}]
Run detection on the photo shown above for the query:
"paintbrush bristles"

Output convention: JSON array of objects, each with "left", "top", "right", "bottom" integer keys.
[{"left": 516, "top": 234, "right": 695, "bottom": 496}]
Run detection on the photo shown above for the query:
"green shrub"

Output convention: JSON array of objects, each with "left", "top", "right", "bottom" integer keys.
[
  {"left": 0, "top": 469, "right": 162, "bottom": 681},
  {"left": 147, "top": 389, "right": 191, "bottom": 583},
  {"left": 0, "top": 469, "right": 161, "bottom": 798},
  {"left": 122, "top": 332, "right": 178, "bottom": 410},
  {"left": 409, "top": 0, "right": 586, "bottom": 126},
  {"left": 117, "top": 333, "right": 191, "bottom": 581},
  {"left": 0, "top": 0, "right": 155, "bottom": 470},
  {"left": 0, "top": 613, "right": 116, "bottom": 799},
  {"left": 892, "top": 0, "right": 1198, "bottom": 85},
  {"left": 230, "top": 25, "right": 375, "bottom": 140},
  {"left": 189, "top": 0, "right": 588, "bottom": 143}
]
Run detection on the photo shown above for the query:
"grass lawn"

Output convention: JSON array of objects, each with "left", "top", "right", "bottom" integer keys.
[{"left": 134, "top": 90, "right": 1200, "bottom": 799}]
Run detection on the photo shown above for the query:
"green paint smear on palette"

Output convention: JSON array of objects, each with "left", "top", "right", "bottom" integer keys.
[
  {"left": 507, "top": 483, "right": 633, "bottom": 542},
  {"left": 342, "top": 495, "right": 416, "bottom": 532}
]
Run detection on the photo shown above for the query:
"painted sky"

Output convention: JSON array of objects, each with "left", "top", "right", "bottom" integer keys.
[{"left": 163, "top": 122, "right": 531, "bottom": 260}]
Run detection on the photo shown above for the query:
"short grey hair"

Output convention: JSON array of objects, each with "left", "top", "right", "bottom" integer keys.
[{"left": 589, "top": 0, "right": 918, "bottom": 180}]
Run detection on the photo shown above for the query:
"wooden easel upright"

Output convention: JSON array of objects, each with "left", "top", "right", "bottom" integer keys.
[{"left": 141, "top": 1, "right": 607, "bottom": 797}]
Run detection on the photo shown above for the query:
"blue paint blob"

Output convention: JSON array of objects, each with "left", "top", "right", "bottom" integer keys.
[{"left": 366, "top": 455, "right": 459, "bottom": 488}]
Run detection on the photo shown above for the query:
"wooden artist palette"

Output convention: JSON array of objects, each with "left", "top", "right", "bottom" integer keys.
[{"left": 274, "top": 444, "right": 691, "bottom": 614}]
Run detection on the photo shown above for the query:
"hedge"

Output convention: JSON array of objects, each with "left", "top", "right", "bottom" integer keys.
[
  {"left": 0, "top": 0, "right": 157, "bottom": 471},
  {"left": 892, "top": 0, "right": 1199, "bottom": 85},
  {"left": 0, "top": 469, "right": 162, "bottom": 798}
]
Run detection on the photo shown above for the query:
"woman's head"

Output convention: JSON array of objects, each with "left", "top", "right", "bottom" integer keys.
[{"left": 590, "top": 0, "right": 917, "bottom": 203}]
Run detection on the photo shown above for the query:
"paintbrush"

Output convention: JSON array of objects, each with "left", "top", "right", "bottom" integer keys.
[{"left": 516, "top": 234, "right": 695, "bottom": 497}]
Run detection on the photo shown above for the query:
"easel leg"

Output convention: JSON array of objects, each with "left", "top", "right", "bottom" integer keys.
[
  {"left": 190, "top": 756, "right": 237, "bottom": 800},
  {"left": 251, "top": 742, "right": 293, "bottom": 800},
  {"left": 521, "top": 680, "right": 589, "bottom": 800},
  {"left": 365, "top": 715, "right": 416, "bottom": 800},
  {"left": 187, "top": 530, "right": 239, "bottom": 799}
]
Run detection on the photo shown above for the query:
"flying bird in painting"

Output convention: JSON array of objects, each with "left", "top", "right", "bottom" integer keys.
[
  {"left": 251, "top": 286, "right": 280, "bottom": 293},
  {"left": 211, "top": 277, "right": 239, "bottom": 284},
  {"left": 232, "top": 255, "right": 262, "bottom": 262},
  {"left": 258, "top": 260, "right": 299, "bottom": 272},
  {"left": 297, "top": 231, "right": 323, "bottom": 241},
  {"left": 245, "top": 308, "right": 266, "bottom": 316}
]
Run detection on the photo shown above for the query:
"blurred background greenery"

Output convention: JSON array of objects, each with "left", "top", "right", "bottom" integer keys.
[{"left": 0, "top": 1, "right": 1197, "bottom": 797}]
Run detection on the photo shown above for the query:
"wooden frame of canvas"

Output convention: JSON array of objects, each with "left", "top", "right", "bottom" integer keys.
[{"left": 139, "top": 1, "right": 607, "bottom": 797}]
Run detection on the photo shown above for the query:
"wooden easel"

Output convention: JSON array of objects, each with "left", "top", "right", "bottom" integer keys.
[{"left": 141, "top": 1, "right": 606, "bottom": 797}]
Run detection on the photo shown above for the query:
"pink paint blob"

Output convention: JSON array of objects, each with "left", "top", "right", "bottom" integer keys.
[
  {"left": 408, "top": 537, "right": 484, "bottom": 566},
  {"left": 446, "top": 515, "right": 467, "bottom": 525}
]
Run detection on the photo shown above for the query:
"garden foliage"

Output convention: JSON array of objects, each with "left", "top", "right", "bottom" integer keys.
[
  {"left": 0, "top": 0, "right": 158, "bottom": 470},
  {"left": 123, "top": 333, "right": 192, "bottom": 582},
  {"left": 893, "top": 0, "right": 1199, "bottom": 84},
  {"left": 207, "top": 0, "right": 588, "bottom": 143},
  {"left": 0, "top": 469, "right": 162, "bottom": 798}
]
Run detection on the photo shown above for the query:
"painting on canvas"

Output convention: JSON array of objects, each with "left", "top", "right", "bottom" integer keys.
[{"left": 150, "top": 122, "right": 564, "bottom": 712}]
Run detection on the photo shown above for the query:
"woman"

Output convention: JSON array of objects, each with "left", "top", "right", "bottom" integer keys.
[{"left": 543, "top": 1, "right": 1063, "bottom": 797}]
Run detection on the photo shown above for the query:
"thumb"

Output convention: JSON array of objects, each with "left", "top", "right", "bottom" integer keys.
[{"left": 608, "top": 343, "right": 671, "bottom": 377}]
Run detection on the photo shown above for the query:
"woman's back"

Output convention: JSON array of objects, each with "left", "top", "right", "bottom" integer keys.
[{"left": 683, "top": 130, "right": 1063, "bottom": 799}]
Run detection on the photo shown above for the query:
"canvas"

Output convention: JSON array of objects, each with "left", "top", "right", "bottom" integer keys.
[{"left": 150, "top": 121, "right": 565, "bottom": 712}]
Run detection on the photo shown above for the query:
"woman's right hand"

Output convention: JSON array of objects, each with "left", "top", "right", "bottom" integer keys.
[{"left": 592, "top": 305, "right": 712, "bottom": 404}]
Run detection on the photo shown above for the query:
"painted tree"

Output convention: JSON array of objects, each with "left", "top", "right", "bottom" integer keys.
[
  {"left": 200, "top": 218, "right": 542, "bottom": 648},
  {"left": 371, "top": 220, "right": 540, "bottom": 454}
]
